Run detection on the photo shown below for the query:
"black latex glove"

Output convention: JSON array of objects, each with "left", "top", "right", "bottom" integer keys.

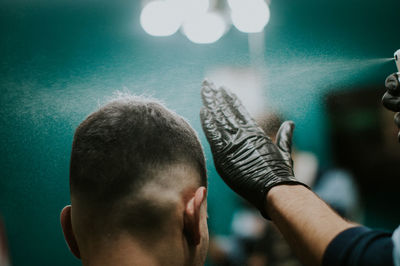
[
  {"left": 200, "top": 80, "right": 308, "bottom": 219},
  {"left": 382, "top": 73, "right": 400, "bottom": 141}
]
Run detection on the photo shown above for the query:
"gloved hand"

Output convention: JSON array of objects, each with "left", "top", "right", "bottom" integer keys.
[
  {"left": 382, "top": 73, "right": 400, "bottom": 141},
  {"left": 200, "top": 80, "right": 308, "bottom": 219}
]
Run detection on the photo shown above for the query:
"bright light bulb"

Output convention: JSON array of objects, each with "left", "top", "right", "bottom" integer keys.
[
  {"left": 229, "top": 0, "right": 270, "bottom": 33},
  {"left": 140, "top": 1, "right": 182, "bottom": 37},
  {"left": 182, "top": 12, "right": 226, "bottom": 44}
]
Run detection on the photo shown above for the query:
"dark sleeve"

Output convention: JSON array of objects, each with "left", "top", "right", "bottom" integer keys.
[{"left": 322, "top": 226, "right": 394, "bottom": 266}]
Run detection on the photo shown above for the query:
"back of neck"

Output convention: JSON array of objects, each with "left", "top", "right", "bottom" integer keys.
[{"left": 81, "top": 234, "right": 185, "bottom": 266}]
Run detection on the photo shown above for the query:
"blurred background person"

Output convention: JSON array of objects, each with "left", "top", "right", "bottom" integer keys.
[{"left": 314, "top": 169, "right": 361, "bottom": 221}]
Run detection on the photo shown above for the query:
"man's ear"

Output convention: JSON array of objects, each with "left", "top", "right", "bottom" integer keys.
[
  {"left": 183, "top": 186, "right": 207, "bottom": 246},
  {"left": 60, "top": 205, "right": 81, "bottom": 259}
]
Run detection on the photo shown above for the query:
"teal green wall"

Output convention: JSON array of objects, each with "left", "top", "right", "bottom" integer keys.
[{"left": 1, "top": 0, "right": 399, "bottom": 265}]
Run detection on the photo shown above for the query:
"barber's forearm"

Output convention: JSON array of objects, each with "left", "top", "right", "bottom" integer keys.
[{"left": 265, "top": 185, "right": 357, "bottom": 266}]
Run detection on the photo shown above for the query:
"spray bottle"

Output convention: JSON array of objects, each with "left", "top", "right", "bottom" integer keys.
[
  {"left": 395, "top": 49, "right": 400, "bottom": 73},
  {"left": 385, "top": 50, "right": 400, "bottom": 95}
]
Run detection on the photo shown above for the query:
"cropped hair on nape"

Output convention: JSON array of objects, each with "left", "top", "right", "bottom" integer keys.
[{"left": 69, "top": 94, "right": 207, "bottom": 207}]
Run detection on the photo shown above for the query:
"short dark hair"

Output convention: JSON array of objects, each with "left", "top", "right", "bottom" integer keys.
[{"left": 69, "top": 96, "right": 207, "bottom": 237}]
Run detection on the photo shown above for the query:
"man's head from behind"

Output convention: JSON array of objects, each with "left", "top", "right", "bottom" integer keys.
[{"left": 60, "top": 96, "right": 208, "bottom": 266}]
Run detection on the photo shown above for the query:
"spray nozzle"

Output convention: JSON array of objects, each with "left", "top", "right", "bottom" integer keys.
[
  {"left": 395, "top": 49, "right": 400, "bottom": 72},
  {"left": 385, "top": 50, "right": 400, "bottom": 94}
]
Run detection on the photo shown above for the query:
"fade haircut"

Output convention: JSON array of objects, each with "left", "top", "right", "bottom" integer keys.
[{"left": 69, "top": 95, "right": 207, "bottom": 238}]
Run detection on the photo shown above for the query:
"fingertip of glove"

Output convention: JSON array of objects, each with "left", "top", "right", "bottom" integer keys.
[
  {"left": 202, "top": 79, "right": 216, "bottom": 92},
  {"left": 282, "top": 120, "right": 295, "bottom": 132},
  {"left": 201, "top": 84, "right": 216, "bottom": 107},
  {"left": 202, "top": 79, "right": 211, "bottom": 87},
  {"left": 394, "top": 112, "right": 400, "bottom": 124},
  {"left": 385, "top": 73, "right": 400, "bottom": 95},
  {"left": 385, "top": 73, "right": 399, "bottom": 85}
]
